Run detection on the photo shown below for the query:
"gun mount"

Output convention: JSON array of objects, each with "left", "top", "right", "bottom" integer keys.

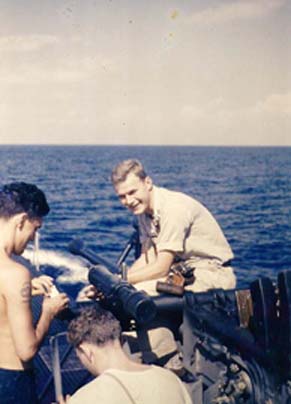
[
  {"left": 69, "top": 239, "right": 291, "bottom": 403},
  {"left": 68, "top": 239, "right": 157, "bottom": 325}
]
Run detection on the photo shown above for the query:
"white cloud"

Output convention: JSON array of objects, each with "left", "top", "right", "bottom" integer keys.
[
  {"left": 0, "top": 69, "right": 85, "bottom": 85},
  {"left": 0, "top": 34, "right": 59, "bottom": 52},
  {"left": 0, "top": 53, "right": 116, "bottom": 85},
  {"left": 189, "top": 0, "right": 286, "bottom": 25},
  {"left": 177, "top": 93, "right": 290, "bottom": 145},
  {"left": 255, "top": 92, "right": 291, "bottom": 115}
]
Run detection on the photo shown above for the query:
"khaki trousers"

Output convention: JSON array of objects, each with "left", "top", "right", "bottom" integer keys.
[{"left": 125, "top": 260, "right": 236, "bottom": 369}]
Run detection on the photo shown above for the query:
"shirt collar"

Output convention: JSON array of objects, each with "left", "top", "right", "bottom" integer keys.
[{"left": 148, "top": 186, "right": 161, "bottom": 225}]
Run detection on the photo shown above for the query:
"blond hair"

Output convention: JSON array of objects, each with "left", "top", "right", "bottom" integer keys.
[{"left": 111, "top": 159, "right": 147, "bottom": 185}]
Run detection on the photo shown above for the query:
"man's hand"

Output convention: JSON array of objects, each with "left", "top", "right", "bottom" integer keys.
[
  {"left": 77, "top": 284, "right": 105, "bottom": 301},
  {"left": 42, "top": 293, "right": 70, "bottom": 317},
  {"left": 31, "top": 275, "right": 54, "bottom": 296}
]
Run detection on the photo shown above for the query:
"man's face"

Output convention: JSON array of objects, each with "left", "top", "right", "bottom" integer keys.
[
  {"left": 114, "top": 173, "right": 153, "bottom": 215},
  {"left": 14, "top": 216, "right": 42, "bottom": 255}
]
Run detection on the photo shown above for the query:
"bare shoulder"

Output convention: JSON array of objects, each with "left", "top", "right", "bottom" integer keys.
[
  {"left": 0, "top": 257, "right": 31, "bottom": 298},
  {"left": 0, "top": 256, "right": 30, "bottom": 277}
]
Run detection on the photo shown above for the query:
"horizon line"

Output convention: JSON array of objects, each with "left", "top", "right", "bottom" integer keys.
[{"left": 0, "top": 143, "right": 290, "bottom": 148}]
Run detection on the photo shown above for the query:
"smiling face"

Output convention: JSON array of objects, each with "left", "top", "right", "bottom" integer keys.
[{"left": 114, "top": 173, "right": 154, "bottom": 215}]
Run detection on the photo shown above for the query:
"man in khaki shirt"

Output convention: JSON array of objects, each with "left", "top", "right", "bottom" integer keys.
[
  {"left": 0, "top": 182, "right": 69, "bottom": 404},
  {"left": 111, "top": 159, "right": 236, "bottom": 294},
  {"left": 84, "top": 159, "right": 235, "bottom": 374}
]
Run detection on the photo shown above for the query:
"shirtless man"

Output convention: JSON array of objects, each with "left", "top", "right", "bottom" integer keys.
[{"left": 0, "top": 182, "right": 69, "bottom": 404}]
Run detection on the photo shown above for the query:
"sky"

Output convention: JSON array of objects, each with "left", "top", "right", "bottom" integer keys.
[{"left": 0, "top": 0, "right": 290, "bottom": 145}]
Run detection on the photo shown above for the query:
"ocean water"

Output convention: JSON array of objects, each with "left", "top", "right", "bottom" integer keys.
[{"left": 0, "top": 145, "right": 290, "bottom": 293}]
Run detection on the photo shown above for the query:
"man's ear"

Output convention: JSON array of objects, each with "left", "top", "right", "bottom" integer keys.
[
  {"left": 13, "top": 212, "right": 28, "bottom": 230},
  {"left": 145, "top": 176, "right": 153, "bottom": 191},
  {"left": 78, "top": 342, "right": 94, "bottom": 363}
]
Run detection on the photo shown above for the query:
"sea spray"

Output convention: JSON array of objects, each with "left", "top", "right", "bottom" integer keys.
[{"left": 23, "top": 248, "right": 89, "bottom": 284}]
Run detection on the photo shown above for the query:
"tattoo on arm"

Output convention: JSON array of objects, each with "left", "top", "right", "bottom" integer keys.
[{"left": 20, "top": 281, "right": 32, "bottom": 302}]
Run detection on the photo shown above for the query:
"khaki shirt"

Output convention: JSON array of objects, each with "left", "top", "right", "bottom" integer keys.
[{"left": 138, "top": 186, "right": 234, "bottom": 265}]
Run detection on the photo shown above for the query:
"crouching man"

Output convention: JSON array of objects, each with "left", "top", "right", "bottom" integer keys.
[
  {"left": 0, "top": 182, "right": 69, "bottom": 404},
  {"left": 58, "top": 306, "right": 192, "bottom": 404}
]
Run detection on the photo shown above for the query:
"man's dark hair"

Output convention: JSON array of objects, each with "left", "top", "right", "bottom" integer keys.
[
  {"left": 111, "top": 159, "right": 148, "bottom": 186},
  {"left": 67, "top": 306, "right": 121, "bottom": 348},
  {"left": 0, "top": 182, "right": 50, "bottom": 219}
]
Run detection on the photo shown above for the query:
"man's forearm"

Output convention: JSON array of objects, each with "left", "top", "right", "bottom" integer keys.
[
  {"left": 127, "top": 262, "right": 169, "bottom": 284},
  {"left": 129, "top": 254, "right": 148, "bottom": 271},
  {"left": 127, "top": 249, "right": 175, "bottom": 284},
  {"left": 35, "top": 309, "right": 54, "bottom": 343},
  {"left": 17, "top": 309, "right": 54, "bottom": 362}
]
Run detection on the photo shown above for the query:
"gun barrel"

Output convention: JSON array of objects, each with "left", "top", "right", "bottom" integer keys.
[
  {"left": 88, "top": 265, "right": 157, "bottom": 325},
  {"left": 68, "top": 239, "right": 119, "bottom": 274}
]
